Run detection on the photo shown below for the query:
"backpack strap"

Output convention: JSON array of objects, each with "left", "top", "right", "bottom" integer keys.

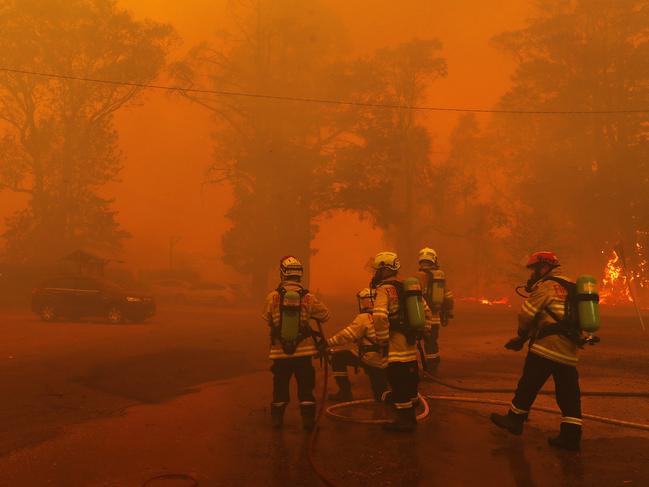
[{"left": 535, "top": 277, "right": 581, "bottom": 344}]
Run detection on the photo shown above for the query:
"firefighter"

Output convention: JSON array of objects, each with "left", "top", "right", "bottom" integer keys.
[
  {"left": 372, "top": 251, "right": 433, "bottom": 432},
  {"left": 490, "top": 251, "right": 583, "bottom": 451},
  {"left": 416, "top": 247, "right": 454, "bottom": 373},
  {"left": 326, "top": 287, "right": 389, "bottom": 402},
  {"left": 263, "top": 256, "right": 330, "bottom": 431}
]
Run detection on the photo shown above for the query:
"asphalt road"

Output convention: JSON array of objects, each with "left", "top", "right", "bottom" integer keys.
[{"left": 0, "top": 303, "right": 648, "bottom": 486}]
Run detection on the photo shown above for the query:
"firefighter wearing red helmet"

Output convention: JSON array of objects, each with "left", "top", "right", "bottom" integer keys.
[
  {"left": 263, "top": 256, "right": 330, "bottom": 431},
  {"left": 491, "top": 251, "right": 584, "bottom": 451}
]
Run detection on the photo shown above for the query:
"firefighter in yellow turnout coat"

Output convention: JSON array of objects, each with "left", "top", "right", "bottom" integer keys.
[
  {"left": 372, "top": 251, "right": 434, "bottom": 432},
  {"left": 416, "top": 247, "right": 454, "bottom": 372},
  {"left": 326, "top": 288, "right": 389, "bottom": 402},
  {"left": 491, "top": 251, "right": 583, "bottom": 451},
  {"left": 264, "top": 256, "right": 330, "bottom": 431}
]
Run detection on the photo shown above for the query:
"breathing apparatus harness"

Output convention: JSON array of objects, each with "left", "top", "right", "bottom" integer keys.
[
  {"left": 535, "top": 276, "right": 600, "bottom": 348},
  {"left": 272, "top": 285, "right": 325, "bottom": 356},
  {"left": 376, "top": 279, "right": 421, "bottom": 346},
  {"left": 516, "top": 273, "right": 600, "bottom": 349}
]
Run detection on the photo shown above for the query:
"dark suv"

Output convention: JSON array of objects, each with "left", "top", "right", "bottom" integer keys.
[{"left": 31, "top": 276, "right": 156, "bottom": 323}]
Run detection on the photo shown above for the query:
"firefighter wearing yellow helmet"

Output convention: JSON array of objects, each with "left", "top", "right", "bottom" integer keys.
[
  {"left": 263, "top": 256, "right": 330, "bottom": 431},
  {"left": 491, "top": 251, "right": 589, "bottom": 451},
  {"left": 325, "top": 287, "right": 389, "bottom": 402},
  {"left": 416, "top": 247, "right": 454, "bottom": 373},
  {"left": 372, "top": 251, "right": 434, "bottom": 432}
]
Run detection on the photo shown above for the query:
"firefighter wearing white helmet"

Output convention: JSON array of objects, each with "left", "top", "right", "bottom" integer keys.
[
  {"left": 263, "top": 255, "right": 330, "bottom": 431},
  {"left": 416, "top": 247, "right": 455, "bottom": 373},
  {"left": 325, "top": 287, "right": 389, "bottom": 402},
  {"left": 372, "top": 251, "right": 434, "bottom": 432}
]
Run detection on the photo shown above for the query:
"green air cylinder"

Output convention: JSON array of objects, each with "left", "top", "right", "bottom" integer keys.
[
  {"left": 280, "top": 290, "right": 302, "bottom": 345},
  {"left": 403, "top": 277, "right": 426, "bottom": 331},
  {"left": 576, "top": 275, "right": 600, "bottom": 333},
  {"left": 430, "top": 269, "right": 446, "bottom": 308}
]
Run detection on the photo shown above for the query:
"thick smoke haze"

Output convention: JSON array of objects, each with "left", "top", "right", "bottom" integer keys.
[{"left": 1, "top": 0, "right": 647, "bottom": 304}]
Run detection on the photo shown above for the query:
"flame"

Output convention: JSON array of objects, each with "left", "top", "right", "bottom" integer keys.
[
  {"left": 600, "top": 250, "right": 633, "bottom": 305},
  {"left": 461, "top": 296, "right": 510, "bottom": 306}
]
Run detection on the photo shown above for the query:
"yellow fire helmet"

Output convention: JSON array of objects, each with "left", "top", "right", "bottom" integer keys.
[
  {"left": 373, "top": 251, "right": 401, "bottom": 271},
  {"left": 279, "top": 255, "right": 303, "bottom": 278},
  {"left": 356, "top": 287, "right": 377, "bottom": 313},
  {"left": 418, "top": 247, "right": 438, "bottom": 266}
]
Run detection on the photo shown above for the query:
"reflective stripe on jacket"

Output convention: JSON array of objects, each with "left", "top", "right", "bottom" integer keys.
[
  {"left": 263, "top": 281, "right": 330, "bottom": 360},
  {"left": 327, "top": 313, "right": 387, "bottom": 369},
  {"left": 518, "top": 269, "right": 578, "bottom": 366}
]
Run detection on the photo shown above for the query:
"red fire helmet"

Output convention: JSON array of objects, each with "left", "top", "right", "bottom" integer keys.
[{"left": 526, "top": 251, "right": 560, "bottom": 269}]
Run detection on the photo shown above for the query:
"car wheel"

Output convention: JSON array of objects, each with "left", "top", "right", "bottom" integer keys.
[
  {"left": 107, "top": 306, "right": 124, "bottom": 324},
  {"left": 40, "top": 305, "right": 57, "bottom": 322}
]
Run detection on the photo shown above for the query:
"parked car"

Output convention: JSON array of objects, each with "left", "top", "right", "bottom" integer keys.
[
  {"left": 31, "top": 276, "right": 156, "bottom": 323},
  {"left": 149, "top": 279, "right": 235, "bottom": 306}
]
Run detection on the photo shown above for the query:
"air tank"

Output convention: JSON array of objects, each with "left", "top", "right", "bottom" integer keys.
[
  {"left": 576, "top": 275, "right": 600, "bottom": 333},
  {"left": 403, "top": 277, "right": 426, "bottom": 331},
  {"left": 280, "top": 290, "right": 302, "bottom": 352}
]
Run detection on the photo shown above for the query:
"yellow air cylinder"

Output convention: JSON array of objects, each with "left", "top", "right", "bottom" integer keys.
[
  {"left": 280, "top": 290, "right": 302, "bottom": 353},
  {"left": 576, "top": 275, "right": 600, "bottom": 333},
  {"left": 403, "top": 277, "right": 426, "bottom": 332},
  {"left": 430, "top": 269, "right": 446, "bottom": 308}
]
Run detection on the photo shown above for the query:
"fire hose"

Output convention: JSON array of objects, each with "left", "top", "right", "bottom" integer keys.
[
  {"left": 308, "top": 372, "right": 649, "bottom": 487},
  {"left": 423, "top": 373, "right": 649, "bottom": 398}
]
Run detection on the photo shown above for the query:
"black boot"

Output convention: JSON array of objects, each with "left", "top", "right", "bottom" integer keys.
[
  {"left": 300, "top": 403, "right": 316, "bottom": 432},
  {"left": 328, "top": 377, "right": 353, "bottom": 401},
  {"left": 548, "top": 422, "right": 582, "bottom": 451},
  {"left": 490, "top": 411, "right": 526, "bottom": 435},
  {"left": 383, "top": 407, "right": 416, "bottom": 433},
  {"left": 426, "top": 357, "right": 441, "bottom": 374},
  {"left": 270, "top": 403, "right": 286, "bottom": 429}
]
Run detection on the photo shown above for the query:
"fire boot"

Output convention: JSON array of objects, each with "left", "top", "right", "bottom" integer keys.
[
  {"left": 548, "top": 423, "right": 582, "bottom": 451},
  {"left": 270, "top": 403, "right": 286, "bottom": 429},
  {"left": 426, "top": 357, "right": 441, "bottom": 374},
  {"left": 490, "top": 411, "right": 526, "bottom": 435},
  {"left": 328, "top": 377, "right": 353, "bottom": 402},
  {"left": 300, "top": 403, "right": 317, "bottom": 432},
  {"left": 383, "top": 406, "right": 416, "bottom": 433}
]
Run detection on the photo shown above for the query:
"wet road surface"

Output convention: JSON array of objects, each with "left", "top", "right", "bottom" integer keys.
[{"left": 0, "top": 304, "right": 648, "bottom": 486}]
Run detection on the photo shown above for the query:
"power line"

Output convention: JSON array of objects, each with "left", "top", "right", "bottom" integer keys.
[{"left": 1, "top": 66, "right": 648, "bottom": 115}]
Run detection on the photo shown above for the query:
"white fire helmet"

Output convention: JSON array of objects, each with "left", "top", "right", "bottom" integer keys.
[
  {"left": 356, "top": 287, "right": 376, "bottom": 313},
  {"left": 279, "top": 255, "right": 303, "bottom": 278},
  {"left": 418, "top": 247, "right": 438, "bottom": 266},
  {"left": 372, "top": 251, "right": 401, "bottom": 271}
]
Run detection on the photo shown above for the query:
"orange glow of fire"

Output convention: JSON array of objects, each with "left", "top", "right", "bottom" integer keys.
[
  {"left": 461, "top": 296, "right": 510, "bottom": 306},
  {"left": 600, "top": 250, "right": 633, "bottom": 305}
]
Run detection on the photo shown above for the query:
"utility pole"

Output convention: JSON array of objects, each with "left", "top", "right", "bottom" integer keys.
[{"left": 169, "top": 236, "right": 182, "bottom": 270}]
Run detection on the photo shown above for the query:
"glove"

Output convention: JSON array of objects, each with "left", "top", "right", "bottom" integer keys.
[{"left": 505, "top": 336, "right": 527, "bottom": 351}]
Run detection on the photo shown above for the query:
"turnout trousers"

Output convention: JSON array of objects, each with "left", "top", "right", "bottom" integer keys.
[
  {"left": 330, "top": 350, "right": 388, "bottom": 400},
  {"left": 510, "top": 352, "right": 582, "bottom": 429},
  {"left": 387, "top": 361, "right": 419, "bottom": 410},
  {"left": 423, "top": 325, "right": 441, "bottom": 369},
  {"left": 271, "top": 356, "right": 316, "bottom": 408}
]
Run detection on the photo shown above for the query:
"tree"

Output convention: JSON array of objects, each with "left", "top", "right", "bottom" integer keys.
[
  {"left": 492, "top": 0, "right": 649, "bottom": 276},
  {"left": 172, "top": 0, "right": 360, "bottom": 297},
  {"left": 331, "top": 39, "right": 447, "bottom": 269},
  {"left": 0, "top": 0, "right": 175, "bottom": 264}
]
